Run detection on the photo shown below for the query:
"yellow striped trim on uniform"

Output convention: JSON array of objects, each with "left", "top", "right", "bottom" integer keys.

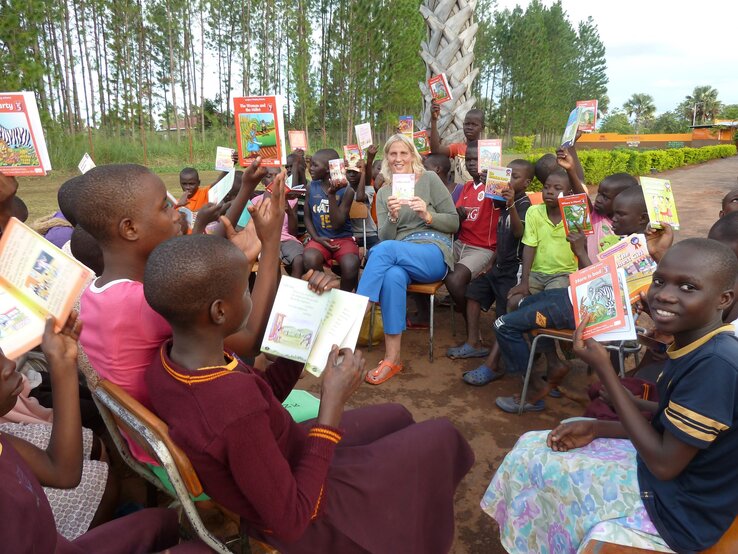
[
  {"left": 160, "top": 348, "right": 239, "bottom": 386},
  {"left": 666, "top": 325, "right": 735, "bottom": 359},
  {"left": 665, "top": 400, "right": 729, "bottom": 443},
  {"left": 308, "top": 428, "right": 342, "bottom": 444},
  {"left": 311, "top": 485, "right": 325, "bottom": 520}
]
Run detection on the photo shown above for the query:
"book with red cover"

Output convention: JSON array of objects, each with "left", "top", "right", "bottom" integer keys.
[
  {"left": 233, "top": 96, "right": 286, "bottom": 168},
  {"left": 569, "top": 256, "right": 626, "bottom": 340},
  {"left": 559, "top": 193, "right": 593, "bottom": 235},
  {"left": 576, "top": 99, "right": 598, "bottom": 132},
  {"left": 413, "top": 130, "right": 430, "bottom": 155},
  {"left": 343, "top": 144, "right": 362, "bottom": 170},
  {"left": 288, "top": 130, "right": 307, "bottom": 151},
  {"left": 0, "top": 91, "right": 51, "bottom": 176},
  {"left": 428, "top": 74, "right": 453, "bottom": 105}
]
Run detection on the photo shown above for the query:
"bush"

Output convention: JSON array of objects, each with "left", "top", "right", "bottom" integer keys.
[
  {"left": 523, "top": 144, "right": 736, "bottom": 188},
  {"left": 511, "top": 135, "right": 535, "bottom": 154}
]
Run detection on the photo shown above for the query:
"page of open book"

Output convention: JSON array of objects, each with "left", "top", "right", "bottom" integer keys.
[
  {"left": 305, "top": 289, "right": 368, "bottom": 377},
  {"left": 0, "top": 218, "right": 92, "bottom": 323},
  {"left": 0, "top": 286, "right": 46, "bottom": 360},
  {"left": 260, "top": 277, "right": 329, "bottom": 363}
]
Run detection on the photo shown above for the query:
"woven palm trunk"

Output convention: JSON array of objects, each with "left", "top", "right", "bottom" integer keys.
[{"left": 419, "top": 0, "right": 479, "bottom": 144}]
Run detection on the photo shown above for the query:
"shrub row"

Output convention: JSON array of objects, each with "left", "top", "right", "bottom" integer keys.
[{"left": 524, "top": 144, "right": 737, "bottom": 191}]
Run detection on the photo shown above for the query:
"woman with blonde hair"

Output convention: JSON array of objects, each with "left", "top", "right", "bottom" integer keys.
[{"left": 356, "top": 134, "right": 459, "bottom": 384}]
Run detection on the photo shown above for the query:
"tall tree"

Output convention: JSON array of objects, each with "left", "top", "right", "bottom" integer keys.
[
  {"left": 623, "top": 93, "right": 656, "bottom": 133},
  {"left": 679, "top": 85, "right": 722, "bottom": 125}
]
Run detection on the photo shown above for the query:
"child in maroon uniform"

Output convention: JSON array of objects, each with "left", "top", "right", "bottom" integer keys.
[{"left": 144, "top": 234, "right": 474, "bottom": 553}]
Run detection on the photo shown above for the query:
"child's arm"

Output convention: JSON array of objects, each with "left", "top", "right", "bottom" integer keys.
[
  {"left": 208, "top": 158, "right": 265, "bottom": 237},
  {"left": 646, "top": 223, "right": 674, "bottom": 262},
  {"left": 223, "top": 174, "right": 285, "bottom": 357},
  {"left": 572, "top": 318, "right": 700, "bottom": 480},
  {"left": 285, "top": 198, "right": 299, "bottom": 237},
  {"left": 548, "top": 419, "right": 628, "bottom": 452},
  {"left": 567, "top": 225, "right": 592, "bottom": 268},
  {"left": 365, "top": 144, "right": 378, "bottom": 191},
  {"left": 291, "top": 150, "right": 307, "bottom": 187},
  {"left": 302, "top": 183, "right": 334, "bottom": 250},
  {"left": 7, "top": 316, "right": 83, "bottom": 488},
  {"left": 501, "top": 188, "right": 524, "bottom": 238},
  {"left": 569, "top": 134, "right": 585, "bottom": 183},
  {"left": 353, "top": 161, "right": 368, "bottom": 203},
  {"left": 557, "top": 149, "right": 587, "bottom": 197},
  {"left": 327, "top": 183, "right": 354, "bottom": 230},
  {"left": 508, "top": 245, "right": 535, "bottom": 298},
  {"left": 429, "top": 101, "right": 451, "bottom": 157},
  {"left": 0, "top": 173, "right": 19, "bottom": 234}
]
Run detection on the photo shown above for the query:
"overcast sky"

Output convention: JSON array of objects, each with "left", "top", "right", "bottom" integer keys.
[{"left": 493, "top": 0, "right": 738, "bottom": 114}]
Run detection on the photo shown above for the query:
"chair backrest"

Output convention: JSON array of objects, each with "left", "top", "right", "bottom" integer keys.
[
  {"left": 349, "top": 201, "right": 368, "bottom": 219},
  {"left": 94, "top": 380, "right": 204, "bottom": 497},
  {"left": 92, "top": 380, "right": 234, "bottom": 554}
]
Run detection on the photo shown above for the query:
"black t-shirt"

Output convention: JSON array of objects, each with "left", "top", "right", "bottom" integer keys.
[
  {"left": 494, "top": 194, "right": 531, "bottom": 270},
  {"left": 637, "top": 327, "right": 738, "bottom": 552}
]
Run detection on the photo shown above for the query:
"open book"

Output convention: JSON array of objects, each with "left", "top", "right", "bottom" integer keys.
[
  {"left": 0, "top": 218, "right": 93, "bottom": 359},
  {"left": 569, "top": 256, "right": 634, "bottom": 341},
  {"left": 233, "top": 95, "right": 286, "bottom": 168},
  {"left": 261, "top": 276, "right": 369, "bottom": 377},
  {"left": 0, "top": 91, "right": 52, "bottom": 176}
]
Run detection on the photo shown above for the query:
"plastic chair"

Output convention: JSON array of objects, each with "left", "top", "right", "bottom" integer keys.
[
  {"left": 518, "top": 328, "right": 642, "bottom": 415},
  {"left": 367, "top": 280, "right": 454, "bottom": 362},
  {"left": 91, "top": 379, "right": 256, "bottom": 554}
]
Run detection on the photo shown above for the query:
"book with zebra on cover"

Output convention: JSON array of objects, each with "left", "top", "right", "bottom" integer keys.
[
  {"left": 569, "top": 256, "right": 633, "bottom": 341},
  {"left": 0, "top": 92, "right": 52, "bottom": 176}
]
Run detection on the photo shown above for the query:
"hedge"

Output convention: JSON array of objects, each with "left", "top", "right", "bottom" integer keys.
[{"left": 523, "top": 144, "right": 737, "bottom": 191}]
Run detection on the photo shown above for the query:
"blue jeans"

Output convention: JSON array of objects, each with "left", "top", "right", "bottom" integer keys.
[
  {"left": 357, "top": 240, "right": 447, "bottom": 334},
  {"left": 494, "top": 288, "right": 574, "bottom": 374}
]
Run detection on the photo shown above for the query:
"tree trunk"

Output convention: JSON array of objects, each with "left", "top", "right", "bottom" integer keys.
[
  {"left": 165, "top": 0, "right": 180, "bottom": 141},
  {"left": 419, "top": 0, "right": 479, "bottom": 143}
]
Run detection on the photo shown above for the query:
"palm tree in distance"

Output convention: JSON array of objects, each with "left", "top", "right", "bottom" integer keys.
[
  {"left": 623, "top": 93, "right": 656, "bottom": 133},
  {"left": 681, "top": 86, "right": 722, "bottom": 125}
]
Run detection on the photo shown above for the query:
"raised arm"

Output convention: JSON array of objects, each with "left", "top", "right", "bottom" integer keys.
[
  {"left": 327, "top": 184, "right": 354, "bottom": 230},
  {"left": 429, "top": 101, "right": 451, "bottom": 157},
  {"left": 7, "top": 316, "right": 83, "bottom": 488}
]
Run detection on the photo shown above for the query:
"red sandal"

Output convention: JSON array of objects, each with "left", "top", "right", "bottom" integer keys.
[{"left": 365, "top": 360, "right": 403, "bottom": 385}]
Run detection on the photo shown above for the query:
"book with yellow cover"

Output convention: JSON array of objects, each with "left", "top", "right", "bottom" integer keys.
[{"left": 640, "top": 176, "right": 680, "bottom": 230}]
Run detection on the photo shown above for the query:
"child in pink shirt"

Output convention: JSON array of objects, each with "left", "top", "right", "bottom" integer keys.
[{"left": 251, "top": 192, "right": 304, "bottom": 277}]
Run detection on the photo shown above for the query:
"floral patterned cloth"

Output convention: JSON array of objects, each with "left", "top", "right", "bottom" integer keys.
[{"left": 481, "top": 431, "right": 674, "bottom": 553}]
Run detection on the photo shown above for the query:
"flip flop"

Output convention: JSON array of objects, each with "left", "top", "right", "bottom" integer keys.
[
  {"left": 406, "top": 318, "right": 430, "bottom": 330},
  {"left": 462, "top": 365, "right": 504, "bottom": 386},
  {"left": 447, "top": 343, "right": 490, "bottom": 359},
  {"left": 365, "top": 360, "right": 403, "bottom": 385},
  {"left": 495, "top": 396, "right": 545, "bottom": 413},
  {"left": 541, "top": 376, "right": 562, "bottom": 398}
]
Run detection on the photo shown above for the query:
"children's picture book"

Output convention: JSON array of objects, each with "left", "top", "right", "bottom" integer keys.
[
  {"left": 478, "top": 139, "right": 502, "bottom": 172},
  {"left": 398, "top": 116, "right": 414, "bottom": 139},
  {"left": 640, "top": 176, "right": 680, "bottom": 230},
  {"left": 559, "top": 193, "right": 593, "bottom": 236},
  {"left": 286, "top": 174, "right": 305, "bottom": 193},
  {"left": 392, "top": 174, "right": 415, "bottom": 203},
  {"left": 78, "top": 153, "right": 95, "bottom": 174},
  {"left": 569, "top": 256, "right": 628, "bottom": 340},
  {"left": 591, "top": 268, "right": 637, "bottom": 342},
  {"left": 261, "top": 276, "right": 369, "bottom": 377},
  {"left": 0, "top": 218, "right": 93, "bottom": 359},
  {"left": 329, "top": 158, "right": 346, "bottom": 183},
  {"left": 598, "top": 233, "right": 657, "bottom": 304},
  {"left": 354, "top": 122, "right": 373, "bottom": 156},
  {"left": 428, "top": 74, "right": 453, "bottom": 105},
  {"left": 484, "top": 166, "right": 512, "bottom": 201},
  {"left": 576, "top": 100, "right": 598, "bottom": 132},
  {"left": 214, "top": 146, "right": 235, "bottom": 172},
  {"left": 413, "top": 130, "right": 430, "bottom": 155},
  {"left": 560, "top": 106, "right": 581, "bottom": 148},
  {"left": 0, "top": 91, "right": 52, "bottom": 176},
  {"left": 288, "top": 130, "right": 308, "bottom": 152},
  {"left": 233, "top": 95, "right": 286, "bottom": 168},
  {"left": 343, "top": 144, "right": 362, "bottom": 171},
  {"left": 208, "top": 169, "right": 236, "bottom": 204}
]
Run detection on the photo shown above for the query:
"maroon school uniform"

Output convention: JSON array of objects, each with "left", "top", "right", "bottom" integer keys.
[
  {"left": 147, "top": 341, "right": 475, "bottom": 553},
  {"left": 0, "top": 432, "right": 202, "bottom": 553}
]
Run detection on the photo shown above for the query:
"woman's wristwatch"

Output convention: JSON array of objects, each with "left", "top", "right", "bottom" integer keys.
[{"left": 388, "top": 213, "right": 398, "bottom": 224}]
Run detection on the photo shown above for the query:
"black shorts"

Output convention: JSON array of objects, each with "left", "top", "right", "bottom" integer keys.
[{"left": 464, "top": 263, "right": 519, "bottom": 316}]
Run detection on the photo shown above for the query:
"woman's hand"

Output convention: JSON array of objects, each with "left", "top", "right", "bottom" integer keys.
[
  {"left": 547, "top": 420, "right": 596, "bottom": 452},
  {"left": 387, "top": 195, "right": 402, "bottom": 220},
  {"left": 408, "top": 196, "right": 429, "bottom": 222}
]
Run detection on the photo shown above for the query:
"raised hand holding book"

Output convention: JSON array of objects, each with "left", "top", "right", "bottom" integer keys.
[
  {"left": 561, "top": 107, "right": 581, "bottom": 148},
  {"left": 640, "top": 176, "right": 680, "bottom": 230},
  {"left": 484, "top": 166, "right": 511, "bottom": 201},
  {"left": 215, "top": 147, "right": 236, "bottom": 171},
  {"left": 559, "top": 193, "right": 593, "bottom": 236}
]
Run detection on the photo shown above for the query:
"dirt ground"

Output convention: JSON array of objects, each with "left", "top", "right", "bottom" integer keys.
[{"left": 290, "top": 155, "right": 738, "bottom": 554}]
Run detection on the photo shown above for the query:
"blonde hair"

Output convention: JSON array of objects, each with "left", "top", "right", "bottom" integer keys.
[
  {"left": 380, "top": 134, "right": 426, "bottom": 183},
  {"left": 32, "top": 213, "right": 73, "bottom": 236}
]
